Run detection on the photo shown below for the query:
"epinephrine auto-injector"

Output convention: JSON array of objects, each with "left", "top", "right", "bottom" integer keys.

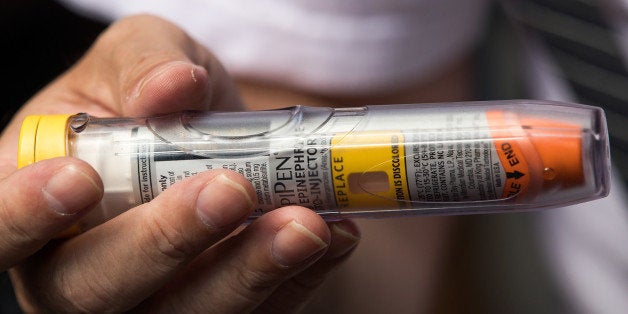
[{"left": 18, "top": 100, "right": 610, "bottom": 234}]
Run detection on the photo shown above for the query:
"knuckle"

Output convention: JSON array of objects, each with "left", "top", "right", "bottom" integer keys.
[
  {"left": 251, "top": 273, "right": 328, "bottom": 313},
  {"left": 50, "top": 265, "right": 124, "bottom": 312},
  {"left": 0, "top": 220, "right": 37, "bottom": 252},
  {"left": 140, "top": 212, "right": 198, "bottom": 269},
  {"left": 225, "top": 264, "right": 282, "bottom": 303},
  {"left": 235, "top": 268, "right": 276, "bottom": 294},
  {"left": 0, "top": 198, "right": 40, "bottom": 251},
  {"left": 285, "top": 272, "right": 325, "bottom": 296},
  {"left": 57, "top": 282, "right": 112, "bottom": 312}
]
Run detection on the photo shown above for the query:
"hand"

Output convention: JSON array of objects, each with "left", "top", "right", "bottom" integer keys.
[{"left": 0, "top": 15, "right": 360, "bottom": 312}]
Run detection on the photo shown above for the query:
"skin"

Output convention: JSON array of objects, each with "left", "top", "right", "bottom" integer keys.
[
  {"left": 235, "top": 39, "right": 473, "bottom": 313},
  {"left": 0, "top": 15, "right": 360, "bottom": 313}
]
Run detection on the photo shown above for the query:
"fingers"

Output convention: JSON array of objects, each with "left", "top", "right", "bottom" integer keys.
[
  {"left": 66, "top": 14, "right": 241, "bottom": 116},
  {"left": 11, "top": 169, "right": 255, "bottom": 312},
  {"left": 137, "top": 209, "right": 358, "bottom": 313},
  {"left": 5, "top": 160, "right": 360, "bottom": 312},
  {"left": 0, "top": 158, "right": 102, "bottom": 271},
  {"left": 256, "top": 220, "right": 360, "bottom": 313}
]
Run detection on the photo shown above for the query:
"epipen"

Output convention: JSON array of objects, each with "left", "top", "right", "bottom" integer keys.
[{"left": 18, "top": 100, "right": 610, "bottom": 233}]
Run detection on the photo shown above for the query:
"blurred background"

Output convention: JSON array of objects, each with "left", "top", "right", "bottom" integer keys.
[
  {"left": 0, "top": 0, "right": 106, "bottom": 127},
  {"left": 1, "top": 1, "right": 625, "bottom": 313}
]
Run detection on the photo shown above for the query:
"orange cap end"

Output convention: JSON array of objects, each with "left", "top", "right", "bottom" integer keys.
[{"left": 522, "top": 118, "right": 584, "bottom": 190}]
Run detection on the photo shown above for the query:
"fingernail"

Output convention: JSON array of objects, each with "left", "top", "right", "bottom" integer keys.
[
  {"left": 196, "top": 174, "right": 254, "bottom": 229},
  {"left": 328, "top": 223, "right": 361, "bottom": 259},
  {"left": 272, "top": 221, "right": 329, "bottom": 267},
  {"left": 127, "top": 61, "right": 191, "bottom": 101},
  {"left": 190, "top": 64, "right": 206, "bottom": 83},
  {"left": 43, "top": 165, "right": 103, "bottom": 215}
]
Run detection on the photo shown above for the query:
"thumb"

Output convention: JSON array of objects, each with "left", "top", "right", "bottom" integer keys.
[
  {"left": 64, "top": 14, "right": 242, "bottom": 117},
  {"left": 0, "top": 158, "right": 102, "bottom": 270}
]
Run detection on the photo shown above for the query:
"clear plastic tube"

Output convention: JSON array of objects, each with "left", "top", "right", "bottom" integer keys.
[{"left": 18, "top": 100, "right": 611, "bottom": 232}]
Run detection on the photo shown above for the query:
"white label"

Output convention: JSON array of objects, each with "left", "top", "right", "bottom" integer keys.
[
  {"left": 404, "top": 112, "right": 506, "bottom": 202},
  {"left": 268, "top": 136, "right": 334, "bottom": 212},
  {"left": 131, "top": 111, "right": 509, "bottom": 214},
  {"left": 133, "top": 131, "right": 334, "bottom": 216}
]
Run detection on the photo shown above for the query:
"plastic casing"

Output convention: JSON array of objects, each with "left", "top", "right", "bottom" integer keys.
[{"left": 25, "top": 100, "right": 609, "bottom": 229}]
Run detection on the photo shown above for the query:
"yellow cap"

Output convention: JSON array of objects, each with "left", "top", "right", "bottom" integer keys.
[{"left": 18, "top": 114, "right": 73, "bottom": 169}]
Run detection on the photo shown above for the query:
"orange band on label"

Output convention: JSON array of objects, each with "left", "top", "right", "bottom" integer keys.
[
  {"left": 486, "top": 111, "right": 531, "bottom": 198},
  {"left": 330, "top": 131, "right": 411, "bottom": 209}
]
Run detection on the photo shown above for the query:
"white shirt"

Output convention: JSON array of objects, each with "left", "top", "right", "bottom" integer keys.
[
  {"left": 59, "top": 1, "right": 628, "bottom": 312},
  {"left": 60, "top": 0, "right": 490, "bottom": 95}
]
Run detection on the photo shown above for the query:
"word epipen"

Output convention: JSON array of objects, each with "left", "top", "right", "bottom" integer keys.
[{"left": 18, "top": 100, "right": 610, "bottom": 234}]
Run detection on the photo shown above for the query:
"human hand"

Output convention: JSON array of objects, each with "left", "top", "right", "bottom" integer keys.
[{"left": 0, "top": 15, "right": 360, "bottom": 312}]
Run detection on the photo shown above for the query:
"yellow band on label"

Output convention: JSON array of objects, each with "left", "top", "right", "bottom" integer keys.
[{"left": 330, "top": 131, "right": 411, "bottom": 210}]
